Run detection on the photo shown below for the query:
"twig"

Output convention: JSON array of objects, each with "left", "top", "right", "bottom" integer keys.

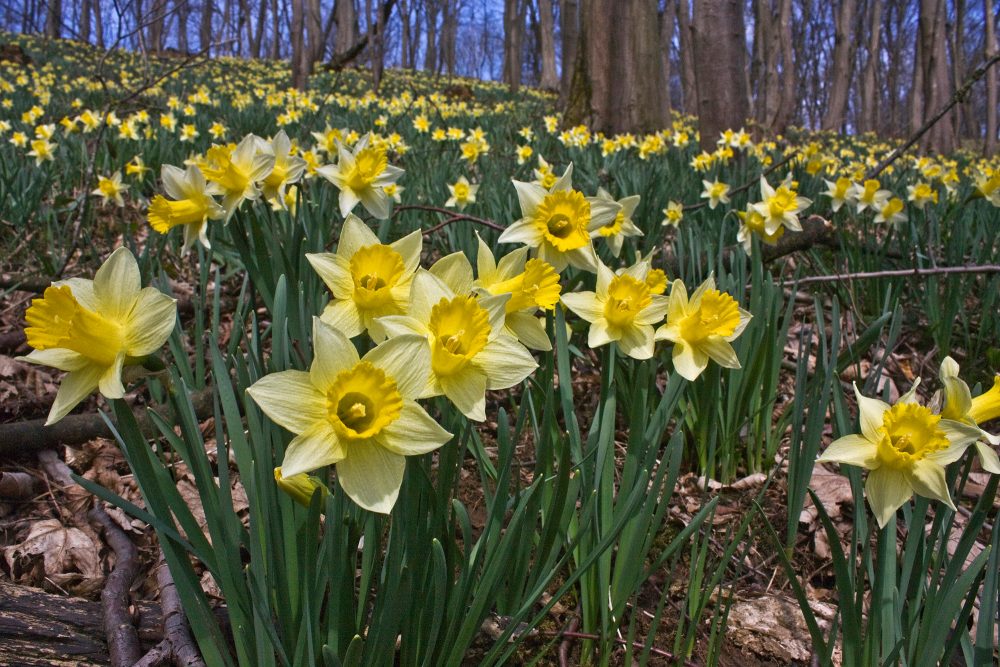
[
  {"left": 89, "top": 504, "right": 143, "bottom": 667},
  {"left": 134, "top": 550, "right": 206, "bottom": 667},
  {"left": 392, "top": 204, "right": 506, "bottom": 233},
  {"left": 783, "top": 263, "right": 1000, "bottom": 288},
  {"left": 0, "top": 388, "right": 215, "bottom": 457},
  {"left": 867, "top": 52, "right": 1000, "bottom": 179},
  {"left": 0, "top": 471, "right": 37, "bottom": 500}
]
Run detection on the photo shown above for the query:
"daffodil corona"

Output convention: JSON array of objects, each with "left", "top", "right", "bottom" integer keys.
[
  {"left": 19, "top": 248, "right": 177, "bottom": 424},
  {"left": 148, "top": 164, "right": 226, "bottom": 249},
  {"left": 317, "top": 134, "right": 404, "bottom": 219},
  {"left": 247, "top": 319, "right": 451, "bottom": 514},
  {"left": 818, "top": 382, "right": 982, "bottom": 528}
]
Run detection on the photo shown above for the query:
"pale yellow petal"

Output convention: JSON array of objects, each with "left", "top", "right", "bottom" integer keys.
[
  {"left": 337, "top": 214, "right": 380, "bottom": 259},
  {"left": 363, "top": 335, "right": 432, "bottom": 399},
  {"left": 816, "top": 434, "right": 878, "bottom": 468},
  {"left": 280, "top": 421, "right": 345, "bottom": 478},
  {"left": 672, "top": 340, "right": 708, "bottom": 381},
  {"left": 617, "top": 324, "right": 655, "bottom": 360},
  {"left": 430, "top": 251, "right": 474, "bottom": 295},
  {"left": 440, "top": 366, "right": 488, "bottom": 421},
  {"left": 907, "top": 460, "right": 955, "bottom": 509},
  {"left": 246, "top": 370, "right": 327, "bottom": 434},
  {"left": 336, "top": 442, "right": 406, "bottom": 514},
  {"left": 98, "top": 352, "right": 126, "bottom": 398},
  {"left": 125, "top": 287, "right": 177, "bottom": 356},
  {"left": 854, "top": 383, "right": 890, "bottom": 443},
  {"left": 378, "top": 400, "right": 452, "bottom": 455},
  {"left": 506, "top": 312, "right": 551, "bottom": 351},
  {"left": 561, "top": 292, "right": 602, "bottom": 323},
  {"left": 391, "top": 229, "right": 423, "bottom": 274},
  {"left": 701, "top": 337, "right": 741, "bottom": 369},
  {"left": 306, "top": 252, "right": 354, "bottom": 299},
  {"left": 310, "top": 317, "right": 360, "bottom": 390},
  {"left": 18, "top": 348, "right": 88, "bottom": 372},
  {"left": 319, "top": 299, "right": 364, "bottom": 339},
  {"left": 94, "top": 247, "right": 141, "bottom": 320},
  {"left": 47, "top": 365, "right": 103, "bottom": 425},
  {"left": 865, "top": 467, "right": 912, "bottom": 528},
  {"left": 475, "top": 335, "right": 537, "bottom": 390}
]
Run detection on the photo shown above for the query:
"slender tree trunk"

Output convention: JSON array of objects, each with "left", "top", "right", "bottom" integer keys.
[
  {"left": 659, "top": 0, "right": 674, "bottom": 112},
  {"left": 860, "top": 0, "right": 883, "bottom": 133},
  {"left": 251, "top": 0, "right": 267, "bottom": 57},
  {"left": 822, "top": 0, "right": 857, "bottom": 130},
  {"left": 148, "top": 0, "right": 168, "bottom": 52},
  {"left": 176, "top": 0, "right": 189, "bottom": 51},
  {"left": 774, "top": 0, "right": 795, "bottom": 132},
  {"left": 424, "top": 0, "right": 438, "bottom": 71},
  {"left": 305, "top": 0, "right": 323, "bottom": 66},
  {"left": 442, "top": 0, "right": 457, "bottom": 74},
  {"left": 80, "top": 0, "right": 91, "bottom": 43},
  {"left": 45, "top": 0, "right": 61, "bottom": 38},
  {"left": 986, "top": 0, "right": 998, "bottom": 154},
  {"left": 93, "top": 0, "right": 104, "bottom": 46},
  {"left": 919, "top": 0, "right": 955, "bottom": 153},
  {"left": 270, "top": 0, "right": 281, "bottom": 57},
  {"left": 200, "top": 0, "right": 213, "bottom": 53},
  {"left": 676, "top": 0, "right": 697, "bottom": 115},
  {"left": 560, "top": 0, "right": 579, "bottom": 100},
  {"left": 503, "top": 0, "right": 524, "bottom": 91},
  {"left": 692, "top": 0, "right": 749, "bottom": 149},
  {"left": 372, "top": 0, "right": 386, "bottom": 89},
  {"left": 335, "top": 0, "right": 359, "bottom": 56},
  {"left": 400, "top": 0, "right": 411, "bottom": 67},
  {"left": 537, "top": 0, "right": 559, "bottom": 89},
  {"left": 291, "top": 0, "right": 307, "bottom": 88}
]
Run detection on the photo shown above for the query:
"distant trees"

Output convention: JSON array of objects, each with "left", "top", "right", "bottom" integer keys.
[{"left": 6, "top": 0, "right": 1000, "bottom": 153}]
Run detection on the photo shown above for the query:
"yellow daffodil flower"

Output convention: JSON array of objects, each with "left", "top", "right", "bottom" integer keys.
[
  {"left": 592, "top": 188, "right": 643, "bottom": 258},
  {"left": 700, "top": 179, "right": 730, "bottom": 209},
  {"left": 822, "top": 177, "right": 853, "bottom": 212},
  {"left": 148, "top": 164, "right": 226, "bottom": 250},
  {"left": 274, "top": 467, "right": 330, "bottom": 507},
  {"left": 256, "top": 130, "right": 307, "bottom": 203},
  {"left": 851, "top": 178, "right": 890, "bottom": 213},
  {"left": 906, "top": 182, "right": 938, "bottom": 209},
  {"left": 306, "top": 214, "right": 422, "bottom": 340},
  {"left": 662, "top": 201, "right": 684, "bottom": 227},
  {"left": 818, "top": 381, "right": 983, "bottom": 528},
  {"left": 751, "top": 176, "right": 811, "bottom": 235},
  {"left": 201, "top": 134, "right": 275, "bottom": 219},
  {"left": 19, "top": 248, "right": 177, "bottom": 424},
  {"left": 498, "top": 163, "right": 620, "bottom": 273},
  {"left": 248, "top": 318, "right": 451, "bottom": 514},
  {"left": 92, "top": 171, "right": 125, "bottom": 207},
  {"left": 873, "top": 196, "right": 907, "bottom": 224},
  {"left": 654, "top": 276, "right": 751, "bottom": 381},
  {"left": 445, "top": 175, "right": 479, "bottom": 210},
  {"left": 378, "top": 270, "right": 538, "bottom": 421},
  {"left": 936, "top": 357, "right": 1000, "bottom": 473},
  {"left": 562, "top": 260, "right": 669, "bottom": 360},
  {"left": 317, "top": 134, "right": 404, "bottom": 220}
]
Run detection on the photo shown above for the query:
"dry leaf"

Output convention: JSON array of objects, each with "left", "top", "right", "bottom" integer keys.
[
  {"left": 3, "top": 518, "right": 103, "bottom": 592},
  {"left": 727, "top": 594, "right": 841, "bottom": 664}
]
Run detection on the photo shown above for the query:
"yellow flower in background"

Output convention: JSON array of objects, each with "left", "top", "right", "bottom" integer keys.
[
  {"left": 378, "top": 270, "right": 538, "bottom": 421},
  {"left": 92, "top": 171, "right": 125, "bottom": 207},
  {"left": 256, "top": 130, "right": 307, "bottom": 203},
  {"left": 873, "top": 196, "right": 907, "bottom": 224},
  {"left": 822, "top": 177, "right": 853, "bottom": 212},
  {"left": 19, "top": 247, "right": 177, "bottom": 425},
  {"left": 516, "top": 145, "right": 533, "bottom": 164},
  {"left": 445, "top": 175, "right": 478, "bottom": 210},
  {"left": 10, "top": 131, "right": 27, "bottom": 147},
  {"left": 247, "top": 318, "right": 451, "bottom": 514},
  {"left": 209, "top": 122, "right": 227, "bottom": 140},
  {"left": 561, "top": 260, "right": 669, "bottom": 360},
  {"left": 125, "top": 155, "right": 150, "bottom": 178},
  {"left": 817, "top": 381, "right": 982, "bottom": 528},
  {"left": 306, "top": 214, "right": 422, "bottom": 340},
  {"left": 700, "top": 179, "right": 730, "bottom": 209},
  {"left": 852, "top": 178, "right": 890, "bottom": 213},
  {"left": 906, "top": 182, "right": 938, "bottom": 209},
  {"left": 661, "top": 201, "right": 684, "bottom": 227},
  {"left": 179, "top": 123, "right": 199, "bottom": 142},
  {"left": 317, "top": 134, "right": 404, "bottom": 219},
  {"left": 751, "top": 176, "right": 811, "bottom": 235},
  {"left": 936, "top": 357, "right": 1000, "bottom": 473},
  {"left": 498, "top": 163, "right": 620, "bottom": 273},
  {"left": 474, "top": 236, "right": 561, "bottom": 351},
  {"left": 655, "top": 275, "right": 751, "bottom": 381},
  {"left": 736, "top": 207, "right": 785, "bottom": 254},
  {"left": 148, "top": 164, "right": 226, "bottom": 250},
  {"left": 201, "top": 134, "right": 275, "bottom": 219},
  {"left": 28, "top": 138, "right": 55, "bottom": 165},
  {"left": 592, "top": 188, "right": 642, "bottom": 258}
]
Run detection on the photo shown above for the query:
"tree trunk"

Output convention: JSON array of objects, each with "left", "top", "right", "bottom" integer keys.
[
  {"left": 80, "top": 0, "right": 91, "bottom": 43},
  {"left": 291, "top": 0, "right": 307, "bottom": 88},
  {"left": 563, "top": 0, "right": 667, "bottom": 134},
  {"left": 148, "top": 0, "right": 168, "bottom": 52},
  {"left": 822, "top": 0, "right": 857, "bottom": 131},
  {"left": 658, "top": 0, "right": 674, "bottom": 112},
  {"left": 400, "top": 0, "right": 411, "bottom": 68},
  {"left": 93, "top": 0, "right": 104, "bottom": 47},
  {"left": 503, "top": 0, "right": 524, "bottom": 91},
  {"left": 45, "top": 0, "right": 61, "bottom": 38},
  {"left": 442, "top": 0, "right": 457, "bottom": 74},
  {"left": 424, "top": 0, "right": 438, "bottom": 71},
  {"left": 537, "top": 0, "right": 559, "bottom": 89},
  {"left": 676, "top": 0, "right": 697, "bottom": 115},
  {"left": 692, "top": 0, "right": 749, "bottom": 149},
  {"left": 860, "top": 0, "right": 883, "bottom": 133},
  {"left": 987, "top": 0, "right": 998, "bottom": 154},
  {"left": 774, "top": 0, "right": 796, "bottom": 132},
  {"left": 305, "top": 0, "right": 323, "bottom": 66},
  {"left": 200, "top": 0, "right": 213, "bottom": 53},
  {"left": 560, "top": 0, "right": 579, "bottom": 101},
  {"left": 918, "top": 0, "right": 955, "bottom": 153},
  {"left": 372, "top": 0, "right": 386, "bottom": 89}
]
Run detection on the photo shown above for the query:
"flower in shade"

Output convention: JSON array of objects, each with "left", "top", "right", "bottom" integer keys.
[
  {"left": 200, "top": 134, "right": 275, "bottom": 219},
  {"left": 817, "top": 381, "right": 982, "bottom": 528},
  {"left": 147, "top": 164, "right": 226, "bottom": 250},
  {"left": 317, "top": 134, "right": 404, "bottom": 219},
  {"left": 935, "top": 357, "right": 1000, "bottom": 473},
  {"left": 654, "top": 275, "right": 751, "bottom": 381},
  {"left": 591, "top": 188, "right": 642, "bottom": 258},
  {"left": 561, "top": 260, "right": 668, "bottom": 360},
  {"left": 306, "top": 214, "right": 422, "bottom": 340},
  {"left": 19, "top": 247, "right": 177, "bottom": 424},
  {"left": 247, "top": 318, "right": 451, "bottom": 514}
]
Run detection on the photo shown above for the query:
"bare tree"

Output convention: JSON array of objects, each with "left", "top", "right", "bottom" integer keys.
[
  {"left": 987, "top": 0, "right": 998, "bottom": 154},
  {"left": 44, "top": 0, "right": 61, "bottom": 38},
  {"left": 917, "top": 0, "right": 955, "bottom": 153},
  {"left": 560, "top": 0, "right": 579, "bottom": 99},
  {"left": 822, "top": 0, "right": 857, "bottom": 131},
  {"left": 503, "top": 0, "right": 524, "bottom": 91},
  {"left": 676, "top": 0, "right": 697, "bottom": 114},
  {"left": 859, "top": 0, "right": 884, "bottom": 133},
  {"left": 692, "top": 0, "right": 749, "bottom": 148},
  {"left": 536, "top": 0, "right": 558, "bottom": 89}
]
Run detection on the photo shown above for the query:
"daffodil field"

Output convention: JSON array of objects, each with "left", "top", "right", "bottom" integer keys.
[{"left": 4, "top": 31, "right": 1000, "bottom": 666}]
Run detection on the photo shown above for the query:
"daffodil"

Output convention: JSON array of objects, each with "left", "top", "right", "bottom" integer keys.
[
  {"left": 306, "top": 214, "right": 421, "bottom": 340},
  {"left": 591, "top": 188, "right": 642, "bottom": 258},
  {"left": 736, "top": 207, "right": 785, "bottom": 254},
  {"left": 92, "top": 171, "right": 126, "bottom": 207},
  {"left": 873, "top": 197, "right": 907, "bottom": 224},
  {"left": 378, "top": 271, "right": 538, "bottom": 421},
  {"left": 247, "top": 318, "right": 451, "bottom": 514},
  {"left": 906, "top": 182, "right": 938, "bottom": 209},
  {"left": 473, "top": 236, "right": 561, "bottom": 351},
  {"left": 274, "top": 467, "right": 330, "bottom": 507},
  {"left": 498, "top": 163, "right": 620, "bottom": 273},
  {"left": 19, "top": 248, "right": 177, "bottom": 425},
  {"left": 317, "top": 134, "right": 404, "bottom": 219},
  {"left": 654, "top": 276, "right": 751, "bottom": 381},
  {"left": 851, "top": 178, "right": 890, "bottom": 213},
  {"left": 936, "top": 357, "right": 1000, "bottom": 473},
  {"left": 148, "top": 164, "right": 226, "bottom": 250},
  {"left": 823, "top": 177, "right": 854, "bottom": 212},
  {"left": 817, "top": 382, "right": 983, "bottom": 528},
  {"left": 256, "top": 130, "right": 307, "bottom": 203},
  {"left": 201, "top": 134, "right": 275, "bottom": 219},
  {"left": 28, "top": 138, "right": 55, "bottom": 165},
  {"left": 700, "top": 179, "right": 730, "bottom": 209},
  {"left": 445, "top": 176, "right": 478, "bottom": 210},
  {"left": 751, "top": 176, "right": 811, "bottom": 235},
  {"left": 661, "top": 201, "right": 684, "bottom": 227},
  {"left": 561, "top": 260, "right": 668, "bottom": 360}
]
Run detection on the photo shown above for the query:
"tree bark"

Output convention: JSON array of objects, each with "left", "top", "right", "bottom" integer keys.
[
  {"left": 692, "top": 0, "right": 749, "bottom": 149},
  {"left": 985, "top": 0, "right": 998, "bottom": 154},
  {"left": 424, "top": 0, "right": 439, "bottom": 71},
  {"left": 537, "top": 0, "right": 559, "bottom": 89},
  {"left": 45, "top": 0, "right": 61, "bottom": 38},
  {"left": 148, "top": 0, "right": 168, "bottom": 52},
  {"left": 94, "top": 0, "right": 105, "bottom": 47},
  {"left": 291, "top": 0, "right": 307, "bottom": 87},
  {"left": 560, "top": 0, "right": 579, "bottom": 100},
  {"left": 177, "top": 0, "right": 189, "bottom": 52},
  {"left": 658, "top": 0, "right": 674, "bottom": 112},
  {"left": 503, "top": 0, "right": 524, "bottom": 91},
  {"left": 442, "top": 0, "right": 457, "bottom": 74},
  {"left": 200, "top": 0, "right": 213, "bottom": 54},
  {"left": 822, "top": 0, "right": 857, "bottom": 131},
  {"left": 859, "top": 0, "right": 883, "bottom": 133},
  {"left": 918, "top": 0, "right": 955, "bottom": 153},
  {"left": 676, "top": 0, "right": 697, "bottom": 115},
  {"left": 80, "top": 0, "right": 92, "bottom": 43}
]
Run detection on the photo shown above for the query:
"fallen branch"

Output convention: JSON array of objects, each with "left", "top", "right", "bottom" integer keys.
[
  {"left": 0, "top": 470, "right": 37, "bottom": 500},
  {"left": 0, "top": 388, "right": 215, "bottom": 457},
  {"left": 134, "top": 550, "right": 205, "bottom": 667},
  {"left": 783, "top": 263, "right": 1000, "bottom": 288},
  {"left": 392, "top": 204, "right": 506, "bottom": 233},
  {"left": 89, "top": 505, "right": 143, "bottom": 667},
  {"left": 682, "top": 152, "right": 799, "bottom": 213}
]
